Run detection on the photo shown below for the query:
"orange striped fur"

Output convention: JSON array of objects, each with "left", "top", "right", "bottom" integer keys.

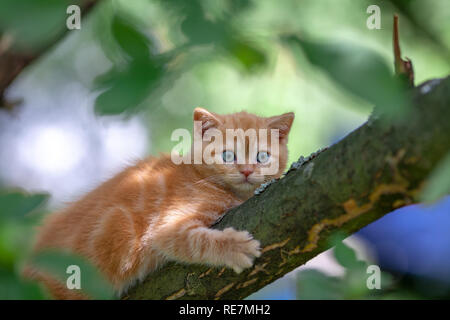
[{"left": 25, "top": 108, "right": 294, "bottom": 299}]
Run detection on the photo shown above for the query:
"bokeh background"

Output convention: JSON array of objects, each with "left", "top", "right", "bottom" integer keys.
[{"left": 0, "top": 0, "right": 449, "bottom": 299}]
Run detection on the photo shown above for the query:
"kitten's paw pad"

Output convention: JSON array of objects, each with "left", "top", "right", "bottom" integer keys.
[{"left": 222, "top": 228, "right": 261, "bottom": 273}]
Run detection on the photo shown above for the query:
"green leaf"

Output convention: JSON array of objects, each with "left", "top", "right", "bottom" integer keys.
[
  {"left": 30, "top": 250, "right": 115, "bottom": 300},
  {"left": 0, "top": 190, "right": 49, "bottom": 221},
  {"left": 420, "top": 151, "right": 450, "bottom": 203},
  {"left": 329, "top": 233, "right": 366, "bottom": 271},
  {"left": 95, "top": 14, "right": 165, "bottom": 116},
  {"left": 334, "top": 241, "right": 360, "bottom": 269},
  {"left": 228, "top": 0, "right": 252, "bottom": 11},
  {"left": 111, "top": 15, "right": 151, "bottom": 61},
  {"left": 0, "top": 268, "right": 45, "bottom": 299},
  {"left": 180, "top": 3, "right": 226, "bottom": 45},
  {"left": 94, "top": 61, "right": 162, "bottom": 115},
  {"left": 0, "top": 222, "right": 31, "bottom": 267},
  {"left": 283, "top": 36, "right": 409, "bottom": 120},
  {"left": 226, "top": 40, "right": 267, "bottom": 72},
  {"left": 296, "top": 269, "right": 343, "bottom": 300},
  {"left": 0, "top": 0, "right": 72, "bottom": 51}
]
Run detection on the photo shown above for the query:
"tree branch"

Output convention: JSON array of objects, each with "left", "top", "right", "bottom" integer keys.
[
  {"left": 393, "top": 14, "right": 414, "bottom": 86},
  {"left": 0, "top": 0, "right": 99, "bottom": 108},
  {"left": 124, "top": 76, "right": 450, "bottom": 300}
]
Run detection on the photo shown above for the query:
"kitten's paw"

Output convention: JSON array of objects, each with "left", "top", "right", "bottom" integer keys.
[{"left": 222, "top": 227, "right": 261, "bottom": 274}]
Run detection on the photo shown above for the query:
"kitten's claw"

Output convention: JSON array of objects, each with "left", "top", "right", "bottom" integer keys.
[{"left": 222, "top": 227, "right": 261, "bottom": 273}]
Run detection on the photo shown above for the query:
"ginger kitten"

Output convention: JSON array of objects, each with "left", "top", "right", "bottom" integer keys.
[{"left": 24, "top": 108, "right": 294, "bottom": 299}]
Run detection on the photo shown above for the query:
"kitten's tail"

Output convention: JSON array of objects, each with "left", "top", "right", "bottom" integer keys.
[{"left": 21, "top": 264, "right": 88, "bottom": 300}]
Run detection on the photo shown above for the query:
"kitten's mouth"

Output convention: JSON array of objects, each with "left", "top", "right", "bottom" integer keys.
[
  {"left": 240, "top": 177, "right": 254, "bottom": 185},
  {"left": 236, "top": 175, "right": 262, "bottom": 187},
  {"left": 240, "top": 179, "right": 260, "bottom": 187},
  {"left": 237, "top": 181, "right": 256, "bottom": 192}
]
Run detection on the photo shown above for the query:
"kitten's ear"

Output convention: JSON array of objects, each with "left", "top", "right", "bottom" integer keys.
[
  {"left": 193, "top": 107, "right": 222, "bottom": 134},
  {"left": 267, "top": 112, "right": 295, "bottom": 141}
]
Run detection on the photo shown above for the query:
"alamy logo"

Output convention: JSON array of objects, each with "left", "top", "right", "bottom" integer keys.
[
  {"left": 66, "top": 5, "right": 81, "bottom": 30},
  {"left": 366, "top": 5, "right": 381, "bottom": 30},
  {"left": 366, "top": 264, "right": 381, "bottom": 289},
  {"left": 66, "top": 265, "right": 81, "bottom": 290}
]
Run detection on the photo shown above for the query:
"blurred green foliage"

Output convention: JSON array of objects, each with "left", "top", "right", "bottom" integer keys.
[
  {"left": 0, "top": 190, "right": 48, "bottom": 299},
  {"left": 283, "top": 36, "right": 409, "bottom": 121},
  {"left": 0, "top": 0, "right": 73, "bottom": 50},
  {"left": 2, "top": 0, "right": 449, "bottom": 161},
  {"left": 93, "top": 0, "right": 267, "bottom": 116},
  {"left": 296, "top": 233, "right": 450, "bottom": 300},
  {"left": 0, "top": 189, "right": 114, "bottom": 299},
  {"left": 296, "top": 234, "right": 394, "bottom": 300},
  {"left": 420, "top": 151, "right": 450, "bottom": 204},
  {"left": 0, "top": 191, "right": 48, "bottom": 222},
  {"left": 94, "top": 14, "right": 164, "bottom": 115}
]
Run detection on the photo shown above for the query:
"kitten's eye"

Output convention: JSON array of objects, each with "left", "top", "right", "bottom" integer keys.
[
  {"left": 257, "top": 151, "right": 270, "bottom": 164},
  {"left": 222, "top": 150, "right": 236, "bottom": 163}
]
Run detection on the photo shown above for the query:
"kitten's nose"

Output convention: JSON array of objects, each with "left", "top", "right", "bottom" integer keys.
[{"left": 240, "top": 169, "right": 253, "bottom": 178}]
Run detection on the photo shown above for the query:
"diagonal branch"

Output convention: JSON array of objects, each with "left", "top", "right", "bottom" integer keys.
[
  {"left": 393, "top": 14, "right": 414, "bottom": 87},
  {"left": 124, "top": 76, "right": 450, "bottom": 300}
]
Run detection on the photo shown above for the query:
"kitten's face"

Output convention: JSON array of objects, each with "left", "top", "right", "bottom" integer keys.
[{"left": 193, "top": 108, "right": 294, "bottom": 198}]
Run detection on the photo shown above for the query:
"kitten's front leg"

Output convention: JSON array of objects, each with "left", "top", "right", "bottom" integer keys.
[
  {"left": 152, "top": 218, "right": 261, "bottom": 273},
  {"left": 217, "top": 227, "right": 262, "bottom": 273}
]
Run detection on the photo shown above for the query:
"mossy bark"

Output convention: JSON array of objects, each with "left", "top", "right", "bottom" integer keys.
[{"left": 125, "top": 77, "right": 450, "bottom": 300}]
